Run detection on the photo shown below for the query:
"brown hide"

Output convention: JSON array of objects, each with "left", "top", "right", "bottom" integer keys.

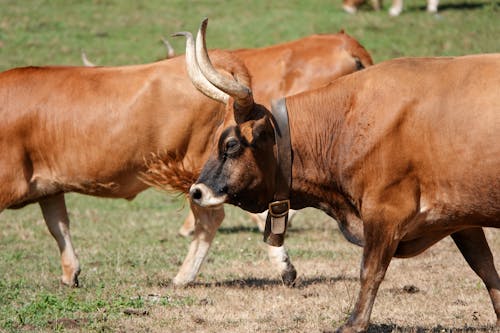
[
  {"left": 143, "top": 32, "right": 373, "bottom": 192},
  {"left": 284, "top": 55, "right": 500, "bottom": 235},
  {"left": 232, "top": 32, "right": 372, "bottom": 107},
  {"left": 191, "top": 53, "right": 500, "bottom": 331},
  {"left": 0, "top": 31, "right": 373, "bottom": 288},
  {"left": 0, "top": 51, "right": 247, "bottom": 209}
]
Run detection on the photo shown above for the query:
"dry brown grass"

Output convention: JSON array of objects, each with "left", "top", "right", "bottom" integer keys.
[{"left": 92, "top": 208, "right": 500, "bottom": 333}]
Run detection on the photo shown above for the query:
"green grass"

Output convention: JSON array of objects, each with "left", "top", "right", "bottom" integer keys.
[
  {"left": 0, "top": 1, "right": 499, "bottom": 332},
  {"left": 0, "top": 0, "right": 498, "bottom": 70}
]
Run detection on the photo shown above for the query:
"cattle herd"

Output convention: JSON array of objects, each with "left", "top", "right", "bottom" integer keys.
[{"left": 0, "top": 12, "right": 498, "bottom": 333}]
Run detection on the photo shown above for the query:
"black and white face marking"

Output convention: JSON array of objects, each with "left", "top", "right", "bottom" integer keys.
[{"left": 190, "top": 115, "right": 277, "bottom": 213}]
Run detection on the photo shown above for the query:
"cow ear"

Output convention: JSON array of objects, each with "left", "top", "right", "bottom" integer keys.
[{"left": 251, "top": 116, "right": 273, "bottom": 146}]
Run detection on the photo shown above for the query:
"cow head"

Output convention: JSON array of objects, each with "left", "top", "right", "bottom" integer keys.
[{"left": 180, "top": 18, "right": 279, "bottom": 213}]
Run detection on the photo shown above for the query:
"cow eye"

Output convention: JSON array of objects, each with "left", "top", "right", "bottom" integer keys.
[{"left": 224, "top": 138, "right": 240, "bottom": 156}]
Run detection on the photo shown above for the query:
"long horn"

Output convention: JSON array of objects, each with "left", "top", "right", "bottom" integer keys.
[
  {"left": 172, "top": 31, "right": 229, "bottom": 104},
  {"left": 81, "top": 50, "right": 96, "bottom": 67},
  {"left": 161, "top": 37, "right": 175, "bottom": 59},
  {"left": 195, "top": 18, "right": 254, "bottom": 110}
]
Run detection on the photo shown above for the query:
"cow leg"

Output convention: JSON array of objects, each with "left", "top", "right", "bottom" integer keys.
[
  {"left": 174, "top": 205, "right": 298, "bottom": 287},
  {"left": 427, "top": 0, "right": 439, "bottom": 13},
  {"left": 172, "top": 201, "right": 225, "bottom": 286},
  {"left": 343, "top": 0, "right": 365, "bottom": 14},
  {"left": 39, "top": 194, "right": 80, "bottom": 287},
  {"left": 337, "top": 221, "right": 399, "bottom": 333},
  {"left": 389, "top": 0, "right": 403, "bottom": 16},
  {"left": 371, "top": 0, "right": 382, "bottom": 11},
  {"left": 451, "top": 228, "right": 500, "bottom": 326},
  {"left": 337, "top": 179, "right": 420, "bottom": 332},
  {"left": 267, "top": 244, "right": 297, "bottom": 286},
  {"left": 258, "top": 209, "right": 297, "bottom": 286},
  {"left": 178, "top": 208, "right": 195, "bottom": 237},
  {"left": 249, "top": 209, "right": 297, "bottom": 232},
  {"left": 248, "top": 211, "right": 267, "bottom": 232}
]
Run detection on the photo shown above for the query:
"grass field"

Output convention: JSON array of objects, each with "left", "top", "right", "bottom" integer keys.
[{"left": 1, "top": 1, "right": 500, "bottom": 332}]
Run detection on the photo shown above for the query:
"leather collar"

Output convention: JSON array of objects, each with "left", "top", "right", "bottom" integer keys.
[{"left": 264, "top": 98, "right": 292, "bottom": 247}]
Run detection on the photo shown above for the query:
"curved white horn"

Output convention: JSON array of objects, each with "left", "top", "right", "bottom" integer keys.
[
  {"left": 161, "top": 37, "right": 175, "bottom": 59},
  {"left": 195, "top": 18, "right": 253, "bottom": 109},
  {"left": 172, "top": 31, "right": 229, "bottom": 104},
  {"left": 81, "top": 50, "right": 96, "bottom": 67}
]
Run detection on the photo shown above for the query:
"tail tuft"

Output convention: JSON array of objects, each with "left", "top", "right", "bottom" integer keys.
[{"left": 139, "top": 152, "right": 200, "bottom": 194}]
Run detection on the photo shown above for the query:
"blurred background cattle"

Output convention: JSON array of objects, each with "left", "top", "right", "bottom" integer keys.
[{"left": 343, "top": 0, "right": 439, "bottom": 16}]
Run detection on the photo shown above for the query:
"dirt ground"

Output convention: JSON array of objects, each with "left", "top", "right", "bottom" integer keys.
[{"left": 111, "top": 226, "right": 500, "bottom": 333}]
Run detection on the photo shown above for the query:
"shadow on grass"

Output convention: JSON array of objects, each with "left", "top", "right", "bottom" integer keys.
[
  {"left": 186, "top": 274, "right": 358, "bottom": 289},
  {"left": 217, "top": 225, "right": 261, "bottom": 234},
  {"left": 217, "top": 225, "right": 313, "bottom": 234},
  {"left": 363, "top": 323, "right": 497, "bottom": 333},
  {"left": 411, "top": 1, "right": 489, "bottom": 12}
]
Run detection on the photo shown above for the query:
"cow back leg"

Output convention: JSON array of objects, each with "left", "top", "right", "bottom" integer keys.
[
  {"left": 451, "top": 228, "right": 500, "bottom": 326},
  {"left": 173, "top": 201, "right": 225, "bottom": 286},
  {"left": 178, "top": 208, "right": 195, "bottom": 237},
  {"left": 39, "top": 193, "right": 80, "bottom": 287}
]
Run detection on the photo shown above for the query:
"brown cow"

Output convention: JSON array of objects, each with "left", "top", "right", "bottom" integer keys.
[
  {"left": 79, "top": 30, "right": 373, "bottom": 285},
  {"left": 186, "top": 19, "right": 500, "bottom": 331},
  {"left": 80, "top": 32, "right": 372, "bottom": 237},
  {"left": 0, "top": 28, "right": 372, "bottom": 288},
  {"left": 0, "top": 51, "right": 246, "bottom": 287}
]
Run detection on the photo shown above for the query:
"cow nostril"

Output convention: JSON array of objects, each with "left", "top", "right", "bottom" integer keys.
[{"left": 190, "top": 187, "right": 203, "bottom": 201}]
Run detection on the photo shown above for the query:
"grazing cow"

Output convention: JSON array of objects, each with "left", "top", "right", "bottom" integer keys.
[
  {"left": 186, "top": 19, "right": 500, "bottom": 331},
  {"left": 343, "top": 0, "right": 439, "bottom": 16},
  {"left": 0, "top": 28, "right": 372, "bottom": 288}
]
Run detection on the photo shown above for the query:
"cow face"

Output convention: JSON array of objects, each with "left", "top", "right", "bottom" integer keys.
[
  {"left": 190, "top": 103, "right": 277, "bottom": 213},
  {"left": 178, "top": 18, "right": 282, "bottom": 212}
]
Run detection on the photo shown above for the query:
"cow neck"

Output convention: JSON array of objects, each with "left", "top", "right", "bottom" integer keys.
[{"left": 263, "top": 97, "right": 292, "bottom": 247}]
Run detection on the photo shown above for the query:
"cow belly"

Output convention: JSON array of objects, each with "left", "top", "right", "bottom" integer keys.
[
  {"left": 395, "top": 230, "right": 452, "bottom": 258},
  {"left": 12, "top": 173, "right": 149, "bottom": 207}
]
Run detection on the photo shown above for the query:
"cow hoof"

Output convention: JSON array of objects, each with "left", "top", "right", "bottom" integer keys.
[
  {"left": 281, "top": 266, "right": 297, "bottom": 287},
  {"left": 172, "top": 275, "right": 192, "bottom": 288},
  {"left": 389, "top": 6, "right": 402, "bottom": 16},
  {"left": 61, "top": 268, "right": 81, "bottom": 287},
  {"left": 342, "top": 5, "right": 357, "bottom": 14},
  {"left": 177, "top": 227, "right": 194, "bottom": 238},
  {"left": 333, "top": 324, "right": 367, "bottom": 333}
]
